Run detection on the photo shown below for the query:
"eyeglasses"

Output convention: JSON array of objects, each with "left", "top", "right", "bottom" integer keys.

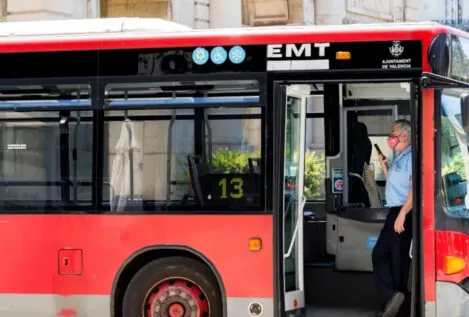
[{"left": 388, "top": 130, "right": 404, "bottom": 138}]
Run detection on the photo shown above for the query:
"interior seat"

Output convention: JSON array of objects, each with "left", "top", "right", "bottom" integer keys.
[{"left": 187, "top": 155, "right": 211, "bottom": 205}]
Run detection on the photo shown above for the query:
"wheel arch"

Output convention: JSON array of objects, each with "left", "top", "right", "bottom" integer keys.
[{"left": 110, "top": 245, "right": 227, "bottom": 317}]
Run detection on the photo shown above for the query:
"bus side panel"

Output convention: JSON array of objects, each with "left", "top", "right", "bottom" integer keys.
[{"left": 0, "top": 214, "right": 273, "bottom": 317}]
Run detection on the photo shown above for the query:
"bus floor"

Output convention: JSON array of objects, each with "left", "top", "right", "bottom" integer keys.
[
  {"left": 305, "top": 306, "right": 376, "bottom": 317},
  {"left": 304, "top": 265, "right": 380, "bottom": 317}
]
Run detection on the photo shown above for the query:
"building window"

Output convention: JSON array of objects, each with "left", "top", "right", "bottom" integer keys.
[{"left": 100, "top": 0, "right": 170, "bottom": 19}]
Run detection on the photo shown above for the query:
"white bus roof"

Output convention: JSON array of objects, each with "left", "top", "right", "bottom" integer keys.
[
  {"left": 0, "top": 17, "right": 192, "bottom": 38},
  {"left": 0, "top": 18, "right": 462, "bottom": 51},
  {"left": 0, "top": 18, "right": 446, "bottom": 39}
]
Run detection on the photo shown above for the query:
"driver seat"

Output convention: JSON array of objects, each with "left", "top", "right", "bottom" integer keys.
[{"left": 348, "top": 122, "right": 372, "bottom": 207}]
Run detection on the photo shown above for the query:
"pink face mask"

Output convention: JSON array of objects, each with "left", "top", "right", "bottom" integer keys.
[{"left": 387, "top": 137, "right": 399, "bottom": 149}]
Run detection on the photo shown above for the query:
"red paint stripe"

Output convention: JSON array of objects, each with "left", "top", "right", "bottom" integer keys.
[
  {"left": 0, "top": 215, "right": 273, "bottom": 298},
  {"left": 0, "top": 24, "right": 449, "bottom": 53}
]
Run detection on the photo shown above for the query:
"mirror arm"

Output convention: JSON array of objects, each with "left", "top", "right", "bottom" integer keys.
[{"left": 421, "top": 72, "right": 469, "bottom": 89}]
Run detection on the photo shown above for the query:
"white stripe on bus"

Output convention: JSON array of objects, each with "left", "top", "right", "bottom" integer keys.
[
  {"left": 267, "top": 59, "right": 330, "bottom": 71},
  {"left": 0, "top": 294, "right": 274, "bottom": 317}
]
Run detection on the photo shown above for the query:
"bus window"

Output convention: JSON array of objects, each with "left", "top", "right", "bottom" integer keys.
[
  {"left": 439, "top": 89, "right": 469, "bottom": 218},
  {"left": 0, "top": 84, "right": 93, "bottom": 212},
  {"left": 305, "top": 117, "right": 326, "bottom": 200},
  {"left": 102, "top": 80, "right": 263, "bottom": 212},
  {"left": 305, "top": 93, "right": 326, "bottom": 201}
]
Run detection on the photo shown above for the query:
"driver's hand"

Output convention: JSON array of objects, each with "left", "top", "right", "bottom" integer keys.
[{"left": 378, "top": 153, "right": 387, "bottom": 167}]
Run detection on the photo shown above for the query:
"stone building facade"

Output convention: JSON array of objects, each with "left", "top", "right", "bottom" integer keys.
[{"left": 0, "top": 0, "right": 459, "bottom": 27}]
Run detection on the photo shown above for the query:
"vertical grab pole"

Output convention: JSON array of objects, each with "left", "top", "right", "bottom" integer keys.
[
  {"left": 73, "top": 88, "right": 81, "bottom": 202},
  {"left": 204, "top": 109, "right": 212, "bottom": 166},
  {"left": 166, "top": 91, "right": 177, "bottom": 202},
  {"left": 124, "top": 90, "right": 134, "bottom": 201}
]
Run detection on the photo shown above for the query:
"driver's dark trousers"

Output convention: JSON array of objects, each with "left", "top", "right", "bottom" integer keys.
[{"left": 372, "top": 206, "right": 413, "bottom": 307}]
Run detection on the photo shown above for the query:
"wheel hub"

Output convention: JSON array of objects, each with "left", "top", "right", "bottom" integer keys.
[
  {"left": 145, "top": 279, "right": 209, "bottom": 317},
  {"left": 168, "top": 303, "right": 184, "bottom": 317}
]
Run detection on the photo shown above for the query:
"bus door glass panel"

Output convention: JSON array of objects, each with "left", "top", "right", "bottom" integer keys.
[
  {"left": 282, "top": 85, "right": 307, "bottom": 311},
  {"left": 336, "top": 106, "right": 397, "bottom": 272}
]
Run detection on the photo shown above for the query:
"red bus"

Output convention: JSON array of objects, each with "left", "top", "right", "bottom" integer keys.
[{"left": 0, "top": 18, "right": 468, "bottom": 317}]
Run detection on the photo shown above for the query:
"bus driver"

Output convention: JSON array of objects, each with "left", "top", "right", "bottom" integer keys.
[{"left": 371, "top": 119, "right": 413, "bottom": 317}]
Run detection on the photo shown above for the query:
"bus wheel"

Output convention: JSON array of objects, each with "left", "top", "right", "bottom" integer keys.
[{"left": 122, "top": 256, "right": 222, "bottom": 317}]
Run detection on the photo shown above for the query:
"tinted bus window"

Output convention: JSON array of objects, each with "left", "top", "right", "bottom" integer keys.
[
  {"left": 0, "top": 84, "right": 93, "bottom": 212},
  {"left": 439, "top": 90, "right": 469, "bottom": 218},
  {"left": 450, "top": 35, "right": 469, "bottom": 83},
  {"left": 305, "top": 93, "right": 326, "bottom": 201},
  {"left": 102, "top": 80, "right": 263, "bottom": 212}
]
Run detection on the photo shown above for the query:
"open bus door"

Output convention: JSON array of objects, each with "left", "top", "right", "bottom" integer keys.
[
  {"left": 274, "top": 79, "right": 419, "bottom": 316},
  {"left": 281, "top": 84, "right": 309, "bottom": 314}
]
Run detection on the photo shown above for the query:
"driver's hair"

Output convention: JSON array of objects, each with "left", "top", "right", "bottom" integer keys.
[{"left": 392, "top": 119, "right": 411, "bottom": 138}]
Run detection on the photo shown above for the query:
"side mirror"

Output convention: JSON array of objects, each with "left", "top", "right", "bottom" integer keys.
[{"left": 461, "top": 92, "right": 469, "bottom": 133}]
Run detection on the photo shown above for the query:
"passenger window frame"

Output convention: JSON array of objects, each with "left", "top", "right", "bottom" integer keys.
[
  {"left": 0, "top": 80, "right": 94, "bottom": 213},
  {"left": 97, "top": 76, "right": 267, "bottom": 214}
]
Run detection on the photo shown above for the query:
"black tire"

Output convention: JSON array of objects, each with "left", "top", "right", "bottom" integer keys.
[{"left": 122, "top": 256, "right": 222, "bottom": 317}]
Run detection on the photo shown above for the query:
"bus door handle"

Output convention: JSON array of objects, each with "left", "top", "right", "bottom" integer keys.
[
  {"left": 409, "top": 239, "right": 413, "bottom": 259},
  {"left": 284, "top": 195, "right": 306, "bottom": 259}
]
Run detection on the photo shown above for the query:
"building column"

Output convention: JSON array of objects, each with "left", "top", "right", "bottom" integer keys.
[
  {"left": 6, "top": 0, "right": 91, "bottom": 21},
  {"left": 314, "top": 0, "right": 345, "bottom": 25},
  {"left": 210, "top": 0, "right": 241, "bottom": 28},
  {"left": 169, "top": 0, "right": 212, "bottom": 29},
  {"left": 303, "top": 0, "right": 315, "bottom": 25},
  {"left": 171, "top": 0, "right": 195, "bottom": 28}
]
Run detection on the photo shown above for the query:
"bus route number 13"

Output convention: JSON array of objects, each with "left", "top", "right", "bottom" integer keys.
[{"left": 218, "top": 177, "right": 244, "bottom": 199}]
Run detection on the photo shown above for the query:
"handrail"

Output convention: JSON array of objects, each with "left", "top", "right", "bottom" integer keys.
[
  {"left": 166, "top": 108, "right": 177, "bottom": 202},
  {"left": 123, "top": 92, "right": 134, "bottom": 201},
  {"left": 284, "top": 194, "right": 296, "bottom": 220},
  {"left": 204, "top": 110, "right": 213, "bottom": 166},
  {"left": 409, "top": 239, "right": 413, "bottom": 259},
  {"left": 0, "top": 180, "right": 114, "bottom": 200},
  {"left": 284, "top": 195, "right": 306, "bottom": 259},
  {"left": 0, "top": 181, "right": 115, "bottom": 199},
  {"left": 72, "top": 110, "right": 80, "bottom": 201}
]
